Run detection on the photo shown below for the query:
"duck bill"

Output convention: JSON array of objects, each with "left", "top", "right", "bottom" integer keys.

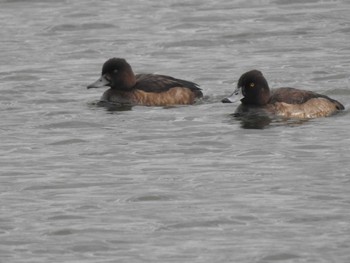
[
  {"left": 222, "top": 86, "right": 242, "bottom": 103},
  {"left": 87, "top": 75, "right": 110, "bottom": 89}
]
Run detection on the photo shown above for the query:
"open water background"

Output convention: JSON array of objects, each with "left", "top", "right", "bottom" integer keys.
[{"left": 1, "top": 0, "right": 350, "bottom": 262}]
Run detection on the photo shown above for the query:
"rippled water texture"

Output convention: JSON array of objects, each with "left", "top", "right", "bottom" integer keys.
[{"left": 1, "top": 0, "right": 350, "bottom": 262}]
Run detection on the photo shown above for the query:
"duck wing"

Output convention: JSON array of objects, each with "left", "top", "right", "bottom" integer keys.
[
  {"left": 134, "top": 74, "right": 201, "bottom": 94},
  {"left": 270, "top": 87, "right": 344, "bottom": 110}
]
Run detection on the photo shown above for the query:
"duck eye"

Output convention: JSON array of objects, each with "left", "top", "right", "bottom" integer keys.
[{"left": 249, "top": 82, "right": 255, "bottom": 88}]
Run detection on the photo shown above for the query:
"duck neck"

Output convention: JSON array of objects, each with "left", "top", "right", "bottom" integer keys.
[
  {"left": 113, "top": 70, "right": 136, "bottom": 91},
  {"left": 257, "top": 87, "right": 270, "bottom": 105},
  {"left": 242, "top": 86, "right": 271, "bottom": 106}
]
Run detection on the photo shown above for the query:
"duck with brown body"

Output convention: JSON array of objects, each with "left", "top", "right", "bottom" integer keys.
[
  {"left": 87, "top": 58, "right": 203, "bottom": 106},
  {"left": 222, "top": 70, "right": 344, "bottom": 118}
]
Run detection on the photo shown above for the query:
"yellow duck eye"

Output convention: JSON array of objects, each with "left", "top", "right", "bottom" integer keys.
[{"left": 250, "top": 82, "right": 255, "bottom": 88}]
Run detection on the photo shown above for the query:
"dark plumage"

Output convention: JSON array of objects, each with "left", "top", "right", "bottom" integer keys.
[
  {"left": 222, "top": 70, "right": 344, "bottom": 118},
  {"left": 87, "top": 58, "right": 202, "bottom": 106}
]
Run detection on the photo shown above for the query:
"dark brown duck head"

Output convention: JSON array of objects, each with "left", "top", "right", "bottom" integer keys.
[
  {"left": 87, "top": 58, "right": 136, "bottom": 91},
  {"left": 222, "top": 70, "right": 271, "bottom": 106}
]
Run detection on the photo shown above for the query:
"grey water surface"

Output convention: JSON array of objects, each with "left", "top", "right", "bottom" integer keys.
[{"left": 1, "top": 0, "right": 350, "bottom": 262}]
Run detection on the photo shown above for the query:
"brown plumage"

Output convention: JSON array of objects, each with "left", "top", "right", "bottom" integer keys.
[
  {"left": 222, "top": 70, "right": 344, "bottom": 118},
  {"left": 87, "top": 58, "right": 202, "bottom": 106}
]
